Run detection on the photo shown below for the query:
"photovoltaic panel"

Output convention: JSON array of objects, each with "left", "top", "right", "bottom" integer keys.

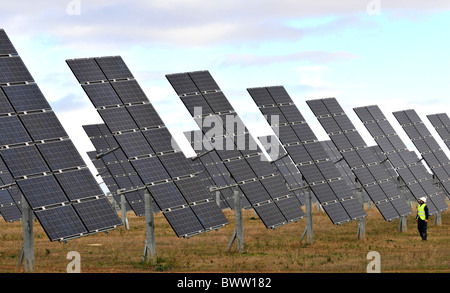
[
  {"left": 146, "top": 181, "right": 187, "bottom": 211},
  {"left": 84, "top": 125, "right": 150, "bottom": 216},
  {"left": 0, "top": 56, "right": 33, "bottom": 84},
  {"left": 0, "top": 29, "right": 17, "bottom": 55},
  {"left": 0, "top": 30, "right": 122, "bottom": 241},
  {"left": 184, "top": 130, "right": 240, "bottom": 210},
  {"left": 427, "top": 113, "right": 450, "bottom": 151},
  {"left": 16, "top": 175, "right": 68, "bottom": 209},
  {"left": 66, "top": 58, "right": 107, "bottom": 84},
  {"left": 37, "top": 140, "right": 86, "bottom": 171},
  {"left": 307, "top": 98, "right": 411, "bottom": 221},
  {"left": 1, "top": 145, "right": 50, "bottom": 178},
  {"left": 354, "top": 105, "right": 447, "bottom": 213},
  {"left": 55, "top": 169, "right": 105, "bottom": 201},
  {"left": 0, "top": 204, "right": 22, "bottom": 222},
  {"left": 248, "top": 86, "right": 365, "bottom": 224},
  {"left": 0, "top": 115, "right": 32, "bottom": 146},
  {"left": 2, "top": 83, "right": 51, "bottom": 112},
  {"left": 142, "top": 127, "right": 180, "bottom": 153},
  {"left": 167, "top": 72, "right": 305, "bottom": 228},
  {"left": 110, "top": 79, "right": 147, "bottom": 104},
  {"left": 127, "top": 103, "right": 165, "bottom": 129},
  {"left": 34, "top": 205, "right": 88, "bottom": 242},
  {"left": 94, "top": 56, "right": 134, "bottom": 81},
  {"left": 82, "top": 82, "right": 122, "bottom": 108},
  {"left": 19, "top": 111, "right": 68, "bottom": 141},
  {"left": 394, "top": 109, "right": 450, "bottom": 199},
  {"left": 0, "top": 89, "right": 14, "bottom": 114},
  {"left": 68, "top": 56, "right": 229, "bottom": 237}
]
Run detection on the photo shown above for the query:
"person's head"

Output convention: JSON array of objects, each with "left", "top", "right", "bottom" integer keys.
[{"left": 419, "top": 197, "right": 427, "bottom": 204}]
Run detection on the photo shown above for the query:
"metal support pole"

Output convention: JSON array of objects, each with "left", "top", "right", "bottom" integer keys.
[
  {"left": 398, "top": 178, "right": 407, "bottom": 232},
  {"left": 434, "top": 212, "right": 442, "bottom": 226},
  {"left": 18, "top": 195, "right": 34, "bottom": 273},
  {"left": 300, "top": 183, "right": 313, "bottom": 244},
  {"left": 226, "top": 187, "right": 244, "bottom": 252},
  {"left": 119, "top": 191, "right": 129, "bottom": 230},
  {"left": 356, "top": 181, "right": 366, "bottom": 240},
  {"left": 215, "top": 190, "right": 221, "bottom": 208},
  {"left": 142, "top": 189, "right": 156, "bottom": 263}
]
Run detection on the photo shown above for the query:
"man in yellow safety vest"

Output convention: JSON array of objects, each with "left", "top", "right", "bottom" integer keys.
[{"left": 416, "top": 197, "right": 429, "bottom": 240}]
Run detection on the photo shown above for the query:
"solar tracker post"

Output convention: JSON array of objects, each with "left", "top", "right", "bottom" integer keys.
[
  {"left": 226, "top": 186, "right": 244, "bottom": 252},
  {"left": 143, "top": 189, "right": 156, "bottom": 262},
  {"left": 398, "top": 177, "right": 408, "bottom": 232},
  {"left": 299, "top": 179, "right": 313, "bottom": 244},
  {"left": 356, "top": 180, "right": 366, "bottom": 240},
  {"left": 432, "top": 176, "right": 443, "bottom": 226},
  {"left": 18, "top": 195, "right": 34, "bottom": 273},
  {"left": 117, "top": 190, "right": 129, "bottom": 230}
]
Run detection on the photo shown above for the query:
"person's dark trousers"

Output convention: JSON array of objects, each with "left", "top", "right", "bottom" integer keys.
[{"left": 418, "top": 219, "right": 427, "bottom": 240}]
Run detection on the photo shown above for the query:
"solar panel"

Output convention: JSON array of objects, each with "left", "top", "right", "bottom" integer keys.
[
  {"left": 184, "top": 130, "right": 240, "bottom": 210},
  {"left": 248, "top": 86, "right": 365, "bottom": 224},
  {"left": 68, "top": 57, "right": 229, "bottom": 237},
  {"left": 0, "top": 29, "right": 17, "bottom": 55},
  {"left": 167, "top": 72, "right": 305, "bottom": 228},
  {"left": 307, "top": 98, "right": 411, "bottom": 221},
  {"left": 427, "top": 113, "right": 450, "bottom": 152},
  {"left": 0, "top": 30, "right": 122, "bottom": 241},
  {"left": 394, "top": 109, "right": 450, "bottom": 200},
  {"left": 0, "top": 56, "right": 34, "bottom": 84},
  {"left": 354, "top": 105, "right": 447, "bottom": 213}
]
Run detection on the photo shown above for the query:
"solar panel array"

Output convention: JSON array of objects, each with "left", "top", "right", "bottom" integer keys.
[
  {"left": 427, "top": 113, "right": 450, "bottom": 152},
  {"left": 257, "top": 135, "right": 305, "bottom": 204},
  {"left": 86, "top": 150, "right": 132, "bottom": 213},
  {"left": 355, "top": 105, "right": 448, "bottom": 214},
  {"left": 393, "top": 109, "right": 450, "bottom": 199},
  {"left": 248, "top": 86, "right": 366, "bottom": 224},
  {"left": 307, "top": 98, "right": 411, "bottom": 221},
  {"left": 184, "top": 130, "right": 247, "bottom": 210},
  {"left": 84, "top": 124, "right": 148, "bottom": 216},
  {"left": 0, "top": 29, "right": 122, "bottom": 241},
  {"left": 166, "top": 71, "right": 305, "bottom": 229},
  {"left": 0, "top": 159, "right": 22, "bottom": 222},
  {"left": 67, "top": 57, "right": 229, "bottom": 237}
]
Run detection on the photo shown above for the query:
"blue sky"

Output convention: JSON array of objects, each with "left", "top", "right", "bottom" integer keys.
[{"left": 2, "top": 1, "right": 450, "bottom": 182}]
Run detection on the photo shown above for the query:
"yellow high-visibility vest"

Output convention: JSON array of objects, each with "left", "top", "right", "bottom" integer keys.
[{"left": 417, "top": 204, "right": 427, "bottom": 220}]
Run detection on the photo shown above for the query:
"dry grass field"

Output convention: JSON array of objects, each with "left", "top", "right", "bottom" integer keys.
[{"left": 0, "top": 202, "right": 449, "bottom": 273}]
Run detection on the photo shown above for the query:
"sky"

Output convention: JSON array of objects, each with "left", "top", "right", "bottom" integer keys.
[{"left": 2, "top": 1, "right": 450, "bottom": 187}]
